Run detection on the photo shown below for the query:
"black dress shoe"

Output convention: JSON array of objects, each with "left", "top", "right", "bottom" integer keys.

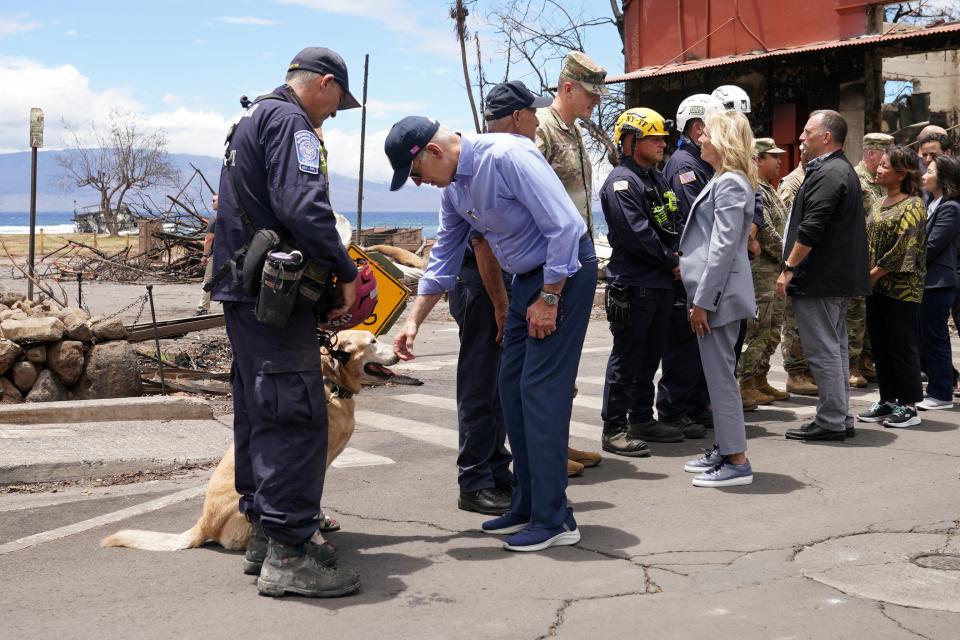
[
  {"left": 785, "top": 422, "right": 846, "bottom": 441},
  {"left": 845, "top": 426, "right": 855, "bottom": 438},
  {"left": 458, "top": 488, "right": 511, "bottom": 515}
]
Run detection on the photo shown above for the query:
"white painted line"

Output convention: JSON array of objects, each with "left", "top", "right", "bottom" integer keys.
[
  {"left": 0, "top": 484, "right": 207, "bottom": 556},
  {"left": 390, "top": 394, "right": 600, "bottom": 441},
  {"left": 573, "top": 394, "right": 603, "bottom": 410},
  {"left": 0, "top": 427, "right": 77, "bottom": 438},
  {"left": 331, "top": 447, "right": 395, "bottom": 468},
  {"left": 392, "top": 358, "right": 459, "bottom": 372},
  {"left": 355, "top": 410, "right": 458, "bottom": 449},
  {"left": 580, "top": 345, "right": 612, "bottom": 355}
]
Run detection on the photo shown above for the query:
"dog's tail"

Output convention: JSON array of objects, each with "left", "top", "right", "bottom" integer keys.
[{"left": 100, "top": 523, "right": 206, "bottom": 551}]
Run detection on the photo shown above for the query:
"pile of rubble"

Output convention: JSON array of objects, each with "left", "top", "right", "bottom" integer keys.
[{"left": 0, "top": 291, "right": 141, "bottom": 403}]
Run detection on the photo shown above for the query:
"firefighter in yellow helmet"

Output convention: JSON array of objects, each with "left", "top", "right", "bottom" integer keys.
[{"left": 598, "top": 107, "right": 705, "bottom": 457}]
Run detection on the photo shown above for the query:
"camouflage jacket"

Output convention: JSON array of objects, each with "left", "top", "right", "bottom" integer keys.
[
  {"left": 777, "top": 163, "right": 805, "bottom": 213},
  {"left": 756, "top": 180, "right": 788, "bottom": 269},
  {"left": 855, "top": 161, "right": 883, "bottom": 219},
  {"left": 536, "top": 106, "right": 593, "bottom": 234}
]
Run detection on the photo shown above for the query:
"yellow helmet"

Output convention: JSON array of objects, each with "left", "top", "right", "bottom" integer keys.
[{"left": 613, "top": 107, "right": 670, "bottom": 146}]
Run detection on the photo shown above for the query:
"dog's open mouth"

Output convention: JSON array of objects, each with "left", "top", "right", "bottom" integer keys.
[{"left": 363, "top": 362, "right": 396, "bottom": 379}]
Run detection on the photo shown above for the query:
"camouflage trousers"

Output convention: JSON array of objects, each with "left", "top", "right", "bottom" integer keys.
[
  {"left": 846, "top": 296, "right": 872, "bottom": 364},
  {"left": 738, "top": 280, "right": 785, "bottom": 381},
  {"left": 781, "top": 297, "right": 810, "bottom": 375}
]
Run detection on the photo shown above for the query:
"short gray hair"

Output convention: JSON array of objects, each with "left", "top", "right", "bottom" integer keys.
[
  {"left": 810, "top": 109, "right": 847, "bottom": 145},
  {"left": 486, "top": 114, "right": 514, "bottom": 134},
  {"left": 285, "top": 69, "right": 320, "bottom": 86}
]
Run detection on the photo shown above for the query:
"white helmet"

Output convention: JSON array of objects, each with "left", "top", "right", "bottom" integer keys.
[
  {"left": 712, "top": 85, "right": 751, "bottom": 114},
  {"left": 676, "top": 94, "right": 723, "bottom": 135}
]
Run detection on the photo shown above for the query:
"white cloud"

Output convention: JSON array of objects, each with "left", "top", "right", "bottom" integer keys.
[
  {"left": 322, "top": 126, "right": 395, "bottom": 183},
  {"left": 161, "top": 93, "right": 181, "bottom": 104},
  {"left": 217, "top": 16, "right": 281, "bottom": 26},
  {"left": 64, "top": 29, "right": 78, "bottom": 37},
  {"left": 276, "top": 0, "right": 459, "bottom": 57},
  {"left": 0, "top": 57, "right": 233, "bottom": 158},
  {"left": 0, "top": 14, "right": 41, "bottom": 37},
  {"left": 365, "top": 99, "right": 428, "bottom": 119}
]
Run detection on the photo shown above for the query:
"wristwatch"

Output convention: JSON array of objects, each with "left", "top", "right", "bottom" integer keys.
[
  {"left": 782, "top": 263, "right": 797, "bottom": 273},
  {"left": 540, "top": 291, "right": 560, "bottom": 306}
]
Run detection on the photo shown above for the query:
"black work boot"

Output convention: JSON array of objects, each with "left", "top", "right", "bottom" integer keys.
[
  {"left": 660, "top": 415, "right": 707, "bottom": 439},
  {"left": 257, "top": 538, "right": 360, "bottom": 598},
  {"left": 627, "top": 418, "right": 684, "bottom": 443},
  {"left": 601, "top": 424, "right": 652, "bottom": 457},
  {"left": 243, "top": 517, "right": 268, "bottom": 575},
  {"left": 688, "top": 408, "right": 715, "bottom": 430}
]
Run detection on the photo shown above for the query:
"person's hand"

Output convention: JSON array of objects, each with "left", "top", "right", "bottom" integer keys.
[
  {"left": 672, "top": 264, "right": 681, "bottom": 280},
  {"left": 689, "top": 305, "right": 711, "bottom": 338},
  {"left": 326, "top": 278, "right": 358, "bottom": 321},
  {"left": 526, "top": 298, "right": 557, "bottom": 339},
  {"left": 394, "top": 319, "right": 419, "bottom": 361},
  {"left": 494, "top": 303, "right": 508, "bottom": 343},
  {"left": 748, "top": 237, "right": 761, "bottom": 259},
  {"left": 870, "top": 270, "right": 882, "bottom": 287},
  {"left": 200, "top": 255, "right": 209, "bottom": 267},
  {"left": 776, "top": 270, "right": 793, "bottom": 298}
]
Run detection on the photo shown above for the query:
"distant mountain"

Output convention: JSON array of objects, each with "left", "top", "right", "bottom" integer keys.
[{"left": 0, "top": 150, "right": 439, "bottom": 213}]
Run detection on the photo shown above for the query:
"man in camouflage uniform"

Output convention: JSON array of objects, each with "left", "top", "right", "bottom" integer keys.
[
  {"left": 536, "top": 50, "right": 607, "bottom": 471},
  {"left": 777, "top": 154, "right": 819, "bottom": 395},
  {"left": 739, "top": 139, "right": 790, "bottom": 405},
  {"left": 848, "top": 132, "right": 892, "bottom": 386},
  {"left": 536, "top": 51, "right": 604, "bottom": 237}
]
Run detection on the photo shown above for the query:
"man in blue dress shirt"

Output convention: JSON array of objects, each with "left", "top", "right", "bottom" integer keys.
[{"left": 385, "top": 116, "right": 597, "bottom": 552}]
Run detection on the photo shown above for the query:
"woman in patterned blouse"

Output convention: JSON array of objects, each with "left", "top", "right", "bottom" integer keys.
[{"left": 857, "top": 145, "right": 927, "bottom": 428}]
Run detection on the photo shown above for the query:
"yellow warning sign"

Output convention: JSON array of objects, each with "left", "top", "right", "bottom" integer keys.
[{"left": 348, "top": 244, "right": 411, "bottom": 336}]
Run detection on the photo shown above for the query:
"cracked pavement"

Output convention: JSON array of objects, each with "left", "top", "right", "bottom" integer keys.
[{"left": 2, "top": 316, "right": 960, "bottom": 639}]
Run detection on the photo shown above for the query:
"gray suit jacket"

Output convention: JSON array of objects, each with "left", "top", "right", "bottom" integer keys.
[{"left": 679, "top": 171, "right": 756, "bottom": 327}]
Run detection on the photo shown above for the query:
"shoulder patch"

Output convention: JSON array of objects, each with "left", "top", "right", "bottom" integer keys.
[
  {"left": 294, "top": 130, "right": 320, "bottom": 175},
  {"left": 679, "top": 170, "right": 696, "bottom": 185},
  {"left": 613, "top": 180, "right": 630, "bottom": 192}
]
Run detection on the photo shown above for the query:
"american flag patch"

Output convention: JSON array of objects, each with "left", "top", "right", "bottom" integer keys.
[{"left": 679, "top": 171, "right": 696, "bottom": 185}]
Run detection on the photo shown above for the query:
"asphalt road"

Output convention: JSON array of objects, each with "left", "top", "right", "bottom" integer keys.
[{"left": 2, "top": 317, "right": 960, "bottom": 639}]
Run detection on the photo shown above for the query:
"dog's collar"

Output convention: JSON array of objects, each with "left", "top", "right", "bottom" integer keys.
[{"left": 326, "top": 379, "right": 354, "bottom": 400}]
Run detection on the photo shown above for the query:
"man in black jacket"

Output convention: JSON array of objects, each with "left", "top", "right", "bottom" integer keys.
[{"left": 777, "top": 110, "right": 871, "bottom": 441}]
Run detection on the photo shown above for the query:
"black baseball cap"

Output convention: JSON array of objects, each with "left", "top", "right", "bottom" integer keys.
[
  {"left": 385, "top": 116, "right": 441, "bottom": 191},
  {"left": 288, "top": 47, "right": 361, "bottom": 110},
  {"left": 484, "top": 80, "right": 552, "bottom": 121}
]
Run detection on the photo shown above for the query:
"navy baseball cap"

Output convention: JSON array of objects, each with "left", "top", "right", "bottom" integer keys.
[
  {"left": 288, "top": 47, "right": 361, "bottom": 110},
  {"left": 484, "top": 80, "right": 552, "bottom": 121},
  {"left": 385, "top": 116, "right": 441, "bottom": 191}
]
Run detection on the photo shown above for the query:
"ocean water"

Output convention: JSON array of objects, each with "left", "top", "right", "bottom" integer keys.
[{"left": 0, "top": 211, "right": 609, "bottom": 239}]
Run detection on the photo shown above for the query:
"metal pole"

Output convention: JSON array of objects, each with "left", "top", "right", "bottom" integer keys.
[
  {"left": 355, "top": 53, "right": 369, "bottom": 245},
  {"left": 146, "top": 284, "right": 166, "bottom": 396},
  {"left": 27, "top": 147, "right": 37, "bottom": 300},
  {"left": 76, "top": 272, "right": 83, "bottom": 308}
]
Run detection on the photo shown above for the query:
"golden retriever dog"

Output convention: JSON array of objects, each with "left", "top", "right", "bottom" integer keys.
[{"left": 102, "top": 329, "right": 407, "bottom": 552}]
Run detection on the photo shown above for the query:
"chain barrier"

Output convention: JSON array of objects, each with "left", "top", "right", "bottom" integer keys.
[{"left": 99, "top": 294, "right": 149, "bottom": 324}]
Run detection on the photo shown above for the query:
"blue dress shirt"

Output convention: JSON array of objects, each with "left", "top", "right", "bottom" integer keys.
[{"left": 417, "top": 133, "right": 588, "bottom": 295}]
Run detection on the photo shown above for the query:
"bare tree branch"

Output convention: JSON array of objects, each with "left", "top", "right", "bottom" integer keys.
[{"left": 451, "top": 0, "right": 483, "bottom": 133}]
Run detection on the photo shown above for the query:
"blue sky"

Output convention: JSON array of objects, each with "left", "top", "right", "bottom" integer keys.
[{"left": 0, "top": 1, "right": 624, "bottom": 183}]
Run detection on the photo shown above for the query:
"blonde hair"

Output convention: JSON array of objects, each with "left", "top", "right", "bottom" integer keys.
[{"left": 704, "top": 111, "right": 758, "bottom": 189}]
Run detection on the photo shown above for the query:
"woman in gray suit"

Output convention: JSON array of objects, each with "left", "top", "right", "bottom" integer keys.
[{"left": 678, "top": 110, "right": 757, "bottom": 487}]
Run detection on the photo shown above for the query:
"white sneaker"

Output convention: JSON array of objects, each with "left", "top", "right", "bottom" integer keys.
[{"left": 917, "top": 396, "right": 954, "bottom": 411}]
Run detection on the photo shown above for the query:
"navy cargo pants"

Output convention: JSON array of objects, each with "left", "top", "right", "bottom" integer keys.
[
  {"left": 223, "top": 301, "right": 327, "bottom": 546},
  {"left": 448, "top": 258, "right": 513, "bottom": 493},
  {"left": 499, "top": 236, "right": 596, "bottom": 530},
  {"left": 602, "top": 285, "right": 673, "bottom": 429},
  {"left": 656, "top": 292, "right": 710, "bottom": 421}
]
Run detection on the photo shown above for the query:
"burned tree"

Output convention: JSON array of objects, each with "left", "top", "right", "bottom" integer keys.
[{"left": 57, "top": 109, "right": 179, "bottom": 236}]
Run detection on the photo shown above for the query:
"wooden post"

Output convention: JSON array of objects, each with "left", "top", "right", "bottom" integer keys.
[
  {"left": 93, "top": 232, "right": 98, "bottom": 250},
  {"left": 39, "top": 228, "right": 44, "bottom": 254}
]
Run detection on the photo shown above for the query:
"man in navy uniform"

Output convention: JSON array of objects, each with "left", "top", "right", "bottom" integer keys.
[
  {"left": 599, "top": 107, "right": 702, "bottom": 455},
  {"left": 212, "top": 46, "right": 362, "bottom": 598}
]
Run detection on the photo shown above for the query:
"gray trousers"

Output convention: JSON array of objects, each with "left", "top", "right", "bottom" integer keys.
[
  {"left": 698, "top": 320, "right": 748, "bottom": 455},
  {"left": 792, "top": 296, "right": 853, "bottom": 431},
  {"left": 196, "top": 258, "right": 215, "bottom": 312}
]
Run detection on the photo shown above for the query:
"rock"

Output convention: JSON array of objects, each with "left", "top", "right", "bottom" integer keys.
[
  {"left": 47, "top": 340, "right": 85, "bottom": 385},
  {"left": 91, "top": 317, "right": 128, "bottom": 341},
  {"left": 0, "top": 317, "right": 65, "bottom": 343},
  {"left": 25, "top": 345, "right": 47, "bottom": 364},
  {"left": 57, "top": 306, "right": 91, "bottom": 323},
  {"left": 25, "top": 369, "right": 69, "bottom": 403},
  {"left": 73, "top": 341, "right": 141, "bottom": 400},
  {"left": 0, "top": 377, "right": 23, "bottom": 403},
  {"left": 0, "top": 310, "right": 27, "bottom": 322},
  {"left": 0, "top": 339, "right": 22, "bottom": 375},
  {"left": 64, "top": 318, "right": 94, "bottom": 343},
  {"left": 0, "top": 304, "right": 8, "bottom": 312},
  {"left": 14, "top": 300, "right": 32, "bottom": 313},
  {"left": 0, "top": 291, "right": 25, "bottom": 306},
  {"left": 11, "top": 361, "right": 39, "bottom": 392},
  {"left": 29, "top": 305, "right": 48, "bottom": 316}
]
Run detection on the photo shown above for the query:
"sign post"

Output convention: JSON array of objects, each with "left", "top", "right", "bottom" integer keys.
[{"left": 27, "top": 108, "right": 44, "bottom": 301}]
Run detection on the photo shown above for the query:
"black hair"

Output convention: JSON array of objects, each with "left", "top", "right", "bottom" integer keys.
[
  {"left": 886, "top": 145, "right": 922, "bottom": 197},
  {"left": 918, "top": 133, "right": 953, "bottom": 153},
  {"left": 933, "top": 154, "right": 960, "bottom": 202}
]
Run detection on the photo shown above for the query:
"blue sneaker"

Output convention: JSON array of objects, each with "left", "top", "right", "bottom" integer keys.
[
  {"left": 481, "top": 512, "right": 529, "bottom": 535},
  {"left": 502, "top": 511, "right": 580, "bottom": 552},
  {"left": 692, "top": 460, "right": 753, "bottom": 487},
  {"left": 684, "top": 445, "right": 722, "bottom": 473}
]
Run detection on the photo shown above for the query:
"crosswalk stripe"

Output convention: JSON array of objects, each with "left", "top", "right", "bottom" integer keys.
[
  {"left": 390, "top": 393, "right": 600, "bottom": 441},
  {"left": 355, "top": 409, "right": 458, "bottom": 449},
  {"left": 331, "top": 447, "right": 395, "bottom": 468}
]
